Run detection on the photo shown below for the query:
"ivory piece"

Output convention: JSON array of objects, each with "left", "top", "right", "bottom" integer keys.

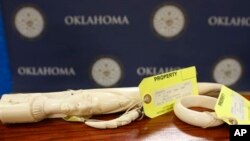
[
  {"left": 0, "top": 82, "right": 223, "bottom": 128},
  {"left": 174, "top": 95, "right": 224, "bottom": 128},
  {"left": 0, "top": 87, "right": 141, "bottom": 124}
]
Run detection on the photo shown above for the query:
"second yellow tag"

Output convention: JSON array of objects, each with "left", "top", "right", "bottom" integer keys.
[{"left": 215, "top": 86, "right": 250, "bottom": 125}]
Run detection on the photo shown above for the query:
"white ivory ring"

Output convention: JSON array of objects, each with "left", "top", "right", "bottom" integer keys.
[{"left": 174, "top": 95, "right": 224, "bottom": 128}]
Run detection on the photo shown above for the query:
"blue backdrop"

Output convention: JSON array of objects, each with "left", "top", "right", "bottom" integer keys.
[{"left": 0, "top": 0, "right": 249, "bottom": 95}]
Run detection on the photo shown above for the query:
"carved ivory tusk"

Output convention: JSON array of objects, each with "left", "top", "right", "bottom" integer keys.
[
  {"left": 174, "top": 82, "right": 224, "bottom": 128},
  {"left": 0, "top": 87, "right": 141, "bottom": 124},
  {"left": 0, "top": 82, "right": 224, "bottom": 129}
]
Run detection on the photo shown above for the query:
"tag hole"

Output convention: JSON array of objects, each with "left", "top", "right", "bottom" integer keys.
[{"left": 144, "top": 94, "right": 152, "bottom": 104}]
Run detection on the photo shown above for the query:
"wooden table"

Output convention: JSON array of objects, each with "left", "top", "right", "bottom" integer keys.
[{"left": 1, "top": 94, "right": 249, "bottom": 141}]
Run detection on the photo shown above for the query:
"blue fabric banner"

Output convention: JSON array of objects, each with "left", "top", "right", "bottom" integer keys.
[{"left": 0, "top": 0, "right": 250, "bottom": 93}]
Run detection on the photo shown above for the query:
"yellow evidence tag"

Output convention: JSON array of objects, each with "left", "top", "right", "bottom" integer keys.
[
  {"left": 139, "top": 66, "right": 198, "bottom": 118},
  {"left": 215, "top": 86, "right": 250, "bottom": 125}
]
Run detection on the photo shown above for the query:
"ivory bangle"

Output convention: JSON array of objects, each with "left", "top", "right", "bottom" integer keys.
[{"left": 174, "top": 95, "right": 224, "bottom": 128}]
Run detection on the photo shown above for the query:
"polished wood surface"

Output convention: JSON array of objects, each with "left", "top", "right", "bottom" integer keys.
[{"left": 1, "top": 94, "right": 249, "bottom": 141}]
